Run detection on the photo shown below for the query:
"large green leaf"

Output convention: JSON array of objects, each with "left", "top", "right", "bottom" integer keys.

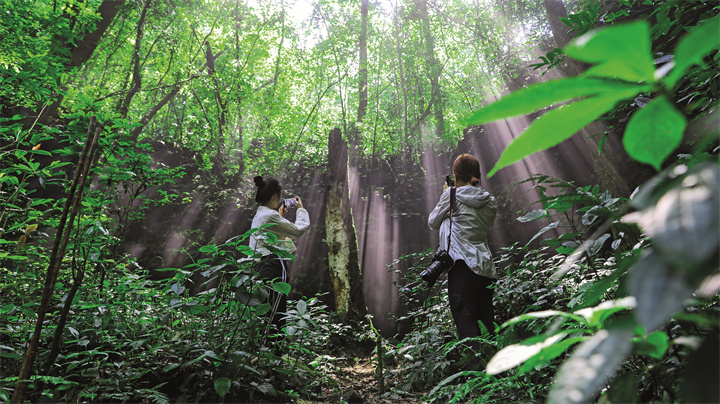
[
  {"left": 565, "top": 20, "right": 656, "bottom": 83},
  {"left": 573, "top": 297, "right": 636, "bottom": 329},
  {"left": 214, "top": 377, "right": 231, "bottom": 397},
  {"left": 632, "top": 331, "right": 669, "bottom": 359},
  {"left": 666, "top": 14, "right": 720, "bottom": 87},
  {"left": 486, "top": 333, "right": 566, "bottom": 375},
  {"left": 488, "top": 90, "right": 640, "bottom": 177},
  {"left": 628, "top": 250, "right": 693, "bottom": 331},
  {"left": 272, "top": 282, "right": 291, "bottom": 296},
  {"left": 463, "top": 78, "right": 649, "bottom": 127},
  {"left": 549, "top": 327, "right": 634, "bottom": 404},
  {"left": 623, "top": 96, "right": 686, "bottom": 170},
  {"left": 500, "top": 309, "right": 586, "bottom": 329},
  {"left": 517, "top": 336, "right": 588, "bottom": 374}
]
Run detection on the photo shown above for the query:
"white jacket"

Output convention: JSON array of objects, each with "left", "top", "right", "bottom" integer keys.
[
  {"left": 428, "top": 185, "right": 498, "bottom": 279},
  {"left": 249, "top": 206, "right": 310, "bottom": 259}
]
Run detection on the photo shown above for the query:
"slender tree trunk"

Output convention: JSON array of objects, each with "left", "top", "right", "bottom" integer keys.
[
  {"left": 11, "top": 119, "right": 101, "bottom": 404},
  {"left": 119, "top": 0, "right": 152, "bottom": 119},
  {"left": 325, "top": 128, "right": 367, "bottom": 319},
  {"left": 234, "top": 0, "right": 245, "bottom": 175},
  {"left": 358, "top": 0, "right": 369, "bottom": 124},
  {"left": 392, "top": 3, "right": 409, "bottom": 143},
  {"left": 416, "top": 0, "right": 444, "bottom": 138}
]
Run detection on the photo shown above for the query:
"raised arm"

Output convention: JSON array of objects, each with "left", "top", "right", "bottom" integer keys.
[
  {"left": 266, "top": 208, "right": 310, "bottom": 239},
  {"left": 428, "top": 188, "right": 451, "bottom": 230}
]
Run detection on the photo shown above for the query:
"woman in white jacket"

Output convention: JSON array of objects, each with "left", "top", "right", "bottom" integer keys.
[
  {"left": 250, "top": 176, "right": 310, "bottom": 352},
  {"left": 428, "top": 154, "right": 497, "bottom": 368}
]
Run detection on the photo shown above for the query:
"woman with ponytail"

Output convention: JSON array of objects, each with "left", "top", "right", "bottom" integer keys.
[
  {"left": 428, "top": 154, "right": 498, "bottom": 369},
  {"left": 249, "top": 176, "right": 310, "bottom": 353}
]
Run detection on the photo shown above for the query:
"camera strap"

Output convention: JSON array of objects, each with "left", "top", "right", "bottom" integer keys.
[{"left": 447, "top": 187, "right": 456, "bottom": 249}]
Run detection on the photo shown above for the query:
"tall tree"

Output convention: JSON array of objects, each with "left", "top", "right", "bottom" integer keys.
[
  {"left": 325, "top": 127, "right": 367, "bottom": 319},
  {"left": 544, "top": 0, "right": 572, "bottom": 47}
]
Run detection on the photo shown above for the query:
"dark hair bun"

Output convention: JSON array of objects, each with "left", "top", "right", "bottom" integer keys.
[{"left": 253, "top": 176, "right": 265, "bottom": 188}]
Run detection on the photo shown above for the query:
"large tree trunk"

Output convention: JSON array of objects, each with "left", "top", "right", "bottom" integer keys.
[
  {"left": 325, "top": 128, "right": 367, "bottom": 319},
  {"left": 544, "top": 0, "right": 572, "bottom": 48},
  {"left": 416, "top": 0, "right": 444, "bottom": 138}
]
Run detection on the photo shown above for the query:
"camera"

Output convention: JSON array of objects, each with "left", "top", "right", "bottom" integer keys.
[
  {"left": 281, "top": 198, "right": 299, "bottom": 209},
  {"left": 421, "top": 249, "right": 453, "bottom": 287},
  {"left": 446, "top": 175, "right": 455, "bottom": 187}
]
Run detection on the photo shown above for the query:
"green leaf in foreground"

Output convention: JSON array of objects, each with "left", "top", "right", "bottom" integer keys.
[
  {"left": 666, "top": 14, "right": 720, "bottom": 87},
  {"left": 623, "top": 96, "right": 686, "bottom": 170},
  {"left": 214, "top": 376, "right": 231, "bottom": 397},
  {"left": 549, "top": 327, "right": 634, "bottom": 404},
  {"left": 565, "top": 20, "right": 656, "bottom": 83},
  {"left": 486, "top": 333, "right": 565, "bottom": 375},
  {"left": 463, "top": 78, "right": 649, "bottom": 127},
  {"left": 488, "top": 89, "right": 641, "bottom": 177}
]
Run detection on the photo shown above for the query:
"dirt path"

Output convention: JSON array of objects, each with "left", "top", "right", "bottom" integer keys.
[{"left": 318, "top": 359, "right": 426, "bottom": 404}]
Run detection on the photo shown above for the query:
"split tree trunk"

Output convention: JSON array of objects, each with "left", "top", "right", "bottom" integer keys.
[{"left": 325, "top": 128, "right": 367, "bottom": 319}]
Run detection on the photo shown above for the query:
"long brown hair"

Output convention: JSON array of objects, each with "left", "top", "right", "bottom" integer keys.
[{"left": 453, "top": 154, "right": 481, "bottom": 186}]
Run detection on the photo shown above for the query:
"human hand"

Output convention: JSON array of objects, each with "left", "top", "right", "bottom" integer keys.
[
  {"left": 442, "top": 183, "right": 448, "bottom": 193},
  {"left": 279, "top": 203, "right": 287, "bottom": 217},
  {"left": 294, "top": 197, "right": 303, "bottom": 209}
]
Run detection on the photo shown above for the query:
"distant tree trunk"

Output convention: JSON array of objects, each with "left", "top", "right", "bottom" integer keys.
[
  {"left": 234, "top": 0, "right": 245, "bottom": 175},
  {"left": 326, "top": 128, "right": 367, "bottom": 319},
  {"left": 416, "top": 0, "right": 445, "bottom": 138},
  {"left": 119, "top": 0, "right": 152, "bottom": 119},
  {"left": 358, "top": 0, "right": 369, "bottom": 124},
  {"left": 392, "top": 6, "right": 409, "bottom": 144},
  {"left": 544, "top": 0, "right": 572, "bottom": 48}
]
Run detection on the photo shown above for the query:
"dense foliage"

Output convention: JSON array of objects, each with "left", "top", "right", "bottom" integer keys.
[{"left": 1, "top": 0, "right": 718, "bottom": 402}]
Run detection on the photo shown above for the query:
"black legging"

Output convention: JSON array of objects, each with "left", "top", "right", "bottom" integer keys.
[
  {"left": 448, "top": 259, "right": 495, "bottom": 367},
  {"left": 258, "top": 254, "right": 288, "bottom": 354}
]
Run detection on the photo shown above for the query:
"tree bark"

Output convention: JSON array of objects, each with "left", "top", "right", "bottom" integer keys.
[
  {"left": 11, "top": 119, "right": 101, "bottom": 404},
  {"left": 544, "top": 0, "right": 572, "bottom": 48},
  {"left": 416, "top": 0, "right": 444, "bottom": 138},
  {"left": 119, "top": 0, "right": 152, "bottom": 119},
  {"left": 325, "top": 128, "right": 367, "bottom": 319}
]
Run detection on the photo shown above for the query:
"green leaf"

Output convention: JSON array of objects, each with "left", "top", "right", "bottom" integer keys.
[
  {"left": 463, "top": 78, "right": 649, "bottom": 127},
  {"left": 666, "top": 15, "right": 720, "bottom": 87},
  {"left": 272, "top": 282, "right": 291, "bottom": 296},
  {"left": 214, "top": 377, "right": 231, "bottom": 397},
  {"left": 565, "top": 21, "right": 656, "bottom": 82},
  {"left": 517, "top": 209, "right": 547, "bottom": 222},
  {"left": 500, "top": 310, "right": 586, "bottom": 329},
  {"left": 629, "top": 250, "right": 693, "bottom": 331},
  {"left": 606, "top": 372, "right": 639, "bottom": 404},
  {"left": 623, "top": 96, "right": 686, "bottom": 170},
  {"left": 488, "top": 91, "right": 639, "bottom": 177},
  {"left": 573, "top": 297, "right": 636, "bottom": 329},
  {"left": 487, "top": 333, "right": 566, "bottom": 375},
  {"left": 549, "top": 327, "right": 634, "bottom": 404},
  {"left": 199, "top": 245, "right": 218, "bottom": 253},
  {"left": 518, "top": 336, "right": 588, "bottom": 374},
  {"left": 633, "top": 331, "right": 669, "bottom": 359}
]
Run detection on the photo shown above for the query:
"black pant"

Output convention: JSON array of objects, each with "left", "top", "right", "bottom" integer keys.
[
  {"left": 258, "top": 255, "right": 288, "bottom": 354},
  {"left": 448, "top": 259, "right": 495, "bottom": 368}
]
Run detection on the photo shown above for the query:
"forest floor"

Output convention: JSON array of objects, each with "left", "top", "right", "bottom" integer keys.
[{"left": 308, "top": 358, "right": 426, "bottom": 404}]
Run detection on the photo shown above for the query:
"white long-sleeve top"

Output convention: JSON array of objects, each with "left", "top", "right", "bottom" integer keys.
[
  {"left": 428, "top": 185, "right": 498, "bottom": 279},
  {"left": 249, "top": 206, "right": 310, "bottom": 259}
]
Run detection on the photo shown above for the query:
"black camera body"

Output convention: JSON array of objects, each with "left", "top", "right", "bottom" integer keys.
[{"left": 421, "top": 249, "right": 453, "bottom": 287}]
